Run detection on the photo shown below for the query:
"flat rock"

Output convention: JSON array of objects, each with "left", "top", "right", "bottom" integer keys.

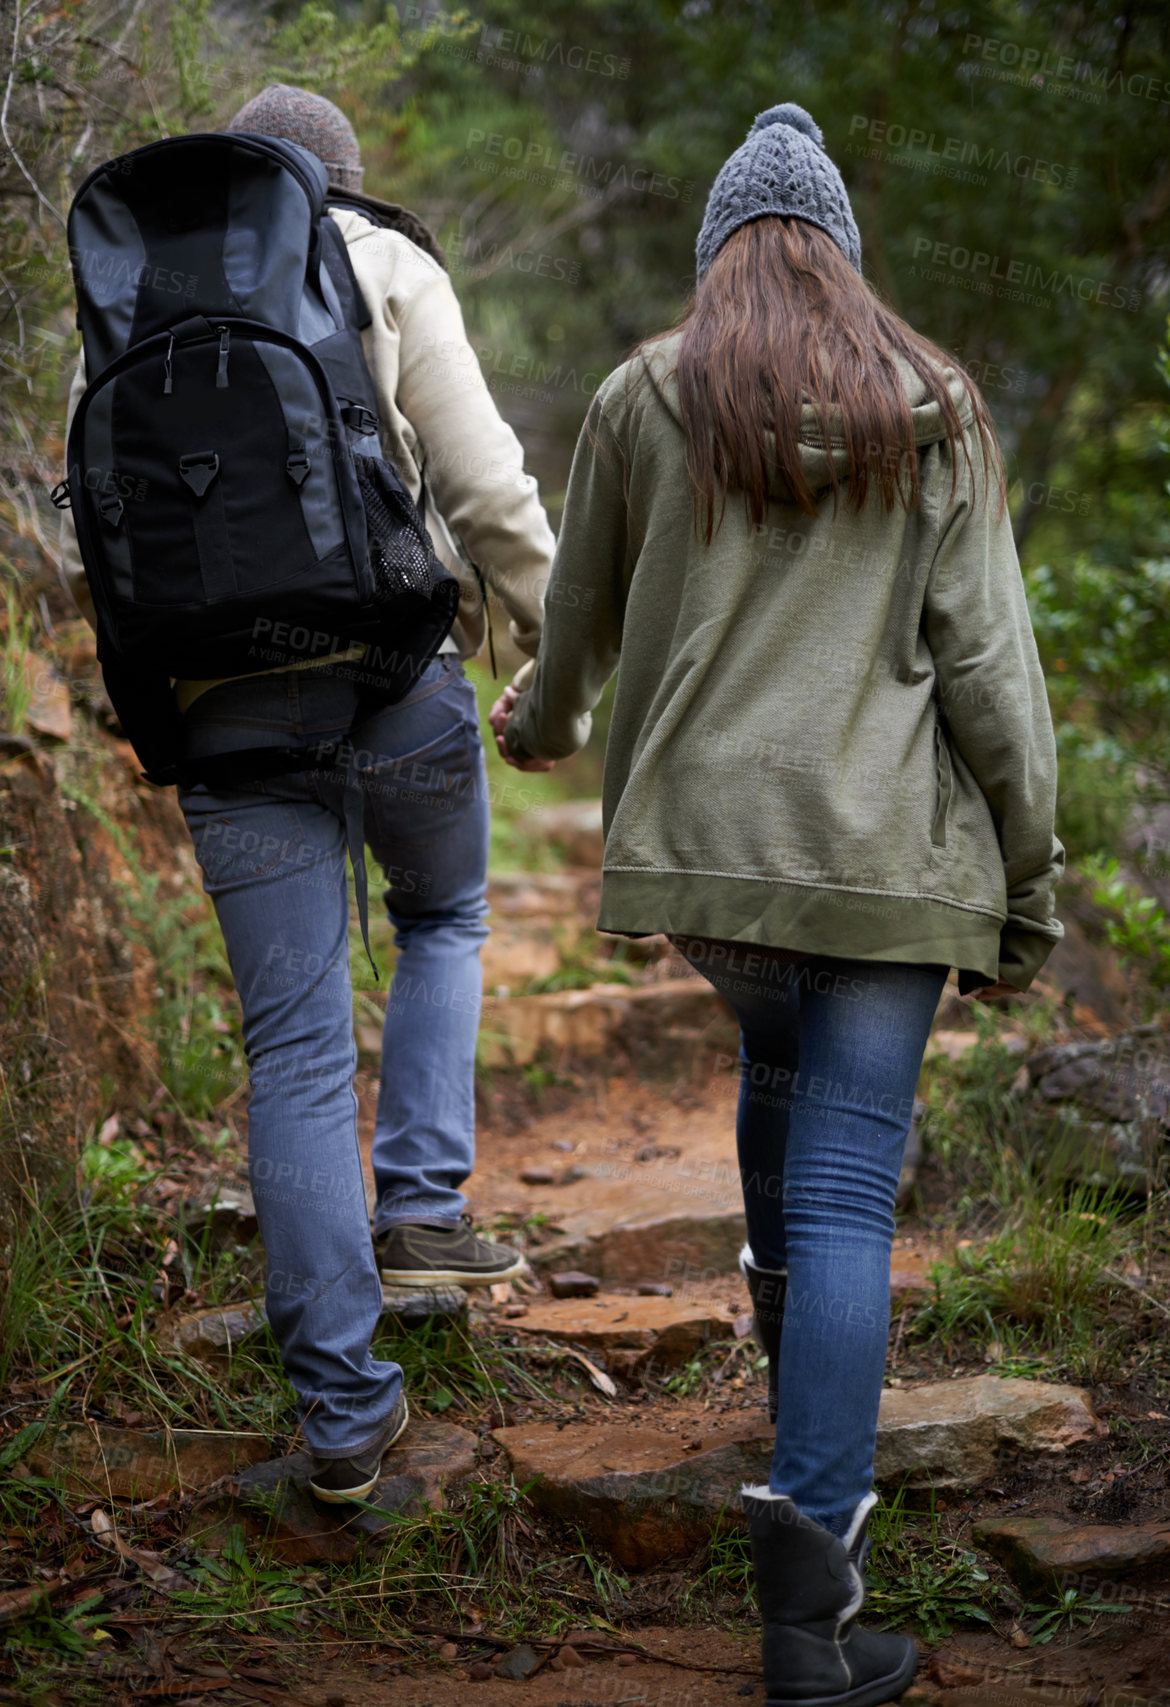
[
  {"left": 379, "top": 1280, "right": 468, "bottom": 1326},
  {"left": 520, "top": 1165, "right": 557, "bottom": 1186},
  {"left": 531, "top": 1207, "right": 748, "bottom": 1286},
  {"left": 492, "top": 1378, "right": 1106, "bottom": 1568},
  {"left": 190, "top": 1416, "right": 477, "bottom": 1565},
  {"left": 1024, "top": 1031, "right": 1170, "bottom": 1123},
  {"left": 874, "top": 1376, "right": 1105, "bottom": 1490},
  {"left": 157, "top": 1300, "right": 267, "bottom": 1361},
  {"left": 490, "top": 1416, "right": 771, "bottom": 1568},
  {"left": 478, "top": 979, "right": 735, "bottom": 1069},
  {"left": 973, "top": 1513, "right": 1170, "bottom": 1591},
  {"left": 510, "top": 1293, "right": 738, "bottom": 1369},
  {"left": 180, "top": 1180, "right": 259, "bottom": 1249},
  {"left": 29, "top": 1423, "right": 270, "bottom": 1501}
]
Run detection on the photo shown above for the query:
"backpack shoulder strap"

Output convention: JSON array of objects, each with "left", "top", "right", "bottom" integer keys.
[{"left": 320, "top": 212, "right": 372, "bottom": 331}]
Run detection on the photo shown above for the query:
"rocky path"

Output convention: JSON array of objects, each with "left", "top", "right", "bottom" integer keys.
[{"left": 24, "top": 811, "right": 1168, "bottom": 1706}]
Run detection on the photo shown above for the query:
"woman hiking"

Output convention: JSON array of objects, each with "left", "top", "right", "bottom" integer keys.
[{"left": 490, "top": 104, "right": 1063, "bottom": 1706}]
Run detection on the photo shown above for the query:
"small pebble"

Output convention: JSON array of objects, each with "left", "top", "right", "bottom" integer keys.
[
  {"left": 469, "top": 1661, "right": 494, "bottom": 1680},
  {"left": 453, "top": 1671, "right": 468, "bottom": 1682},
  {"left": 520, "top": 1166, "right": 556, "bottom": 1185},
  {"left": 439, "top": 1642, "right": 458, "bottom": 1660},
  {"left": 559, "top": 1646, "right": 584, "bottom": 1669},
  {"left": 616, "top": 1652, "right": 637, "bottom": 1666},
  {"left": 637, "top": 1282, "right": 673, "bottom": 1297},
  {"left": 549, "top": 1270, "right": 601, "bottom": 1299},
  {"left": 549, "top": 1138, "right": 574, "bottom": 1151},
  {"left": 504, "top": 1303, "right": 528, "bottom": 1318},
  {"left": 547, "top": 1654, "right": 565, "bottom": 1672}
]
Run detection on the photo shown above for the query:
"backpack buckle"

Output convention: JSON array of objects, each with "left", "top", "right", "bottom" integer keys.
[
  {"left": 50, "top": 478, "right": 71, "bottom": 511},
  {"left": 340, "top": 402, "right": 377, "bottom": 436},
  {"left": 178, "top": 450, "right": 220, "bottom": 497},
  {"left": 98, "top": 492, "right": 124, "bottom": 529},
  {"left": 286, "top": 449, "right": 311, "bottom": 486}
]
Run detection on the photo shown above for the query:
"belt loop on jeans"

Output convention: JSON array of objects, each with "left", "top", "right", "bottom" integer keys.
[{"left": 341, "top": 758, "right": 377, "bottom": 980}]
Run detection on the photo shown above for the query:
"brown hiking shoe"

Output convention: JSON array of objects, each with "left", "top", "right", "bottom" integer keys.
[
  {"left": 307, "top": 1391, "right": 409, "bottom": 1504},
  {"left": 374, "top": 1215, "right": 524, "bottom": 1286}
]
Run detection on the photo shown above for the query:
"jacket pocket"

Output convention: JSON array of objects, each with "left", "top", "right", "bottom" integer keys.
[{"left": 931, "top": 719, "right": 953, "bottom": 849}]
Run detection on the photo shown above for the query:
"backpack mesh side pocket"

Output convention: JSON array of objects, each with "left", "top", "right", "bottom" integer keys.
[{"left": 354, "top": 453, "right": 443, "bottom": 602}]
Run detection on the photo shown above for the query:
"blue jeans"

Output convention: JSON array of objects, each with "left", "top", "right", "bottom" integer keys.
[
  {"left": 682, "top": 940, "right": 947, "bottom": 1536},
  {"left": 177, "top": 657, "right": 489, "bottom": 1456}
]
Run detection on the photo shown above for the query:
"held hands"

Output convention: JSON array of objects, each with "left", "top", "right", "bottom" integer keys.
[{"left": 488, "top": 683, "right": 555, "bottom": 772}]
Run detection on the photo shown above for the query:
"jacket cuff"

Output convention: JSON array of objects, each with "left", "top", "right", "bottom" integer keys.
[
  {"left": 503, "top": 693, "right": 535, "bottom": 761},
  {"left": 510, "top": 657, "right": 536, "bottom": 693},
  {"left": 996, "top": 919, "right": 1064, "bottom": 993}
]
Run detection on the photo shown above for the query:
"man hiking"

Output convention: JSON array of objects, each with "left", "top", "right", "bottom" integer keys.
[{"left": 58, "top": 86, "right": 556, "bottom": 1502}]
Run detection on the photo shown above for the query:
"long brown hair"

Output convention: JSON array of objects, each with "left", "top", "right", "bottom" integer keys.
[{"left": 640, "top": 217, "right": 1004, "bottom": 545}]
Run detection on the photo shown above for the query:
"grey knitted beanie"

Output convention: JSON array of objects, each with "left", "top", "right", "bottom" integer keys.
[
  {"left": 225, "top": 85, "right": 363, "bottom": 191},
  {"left": 695, "top": 102, "right": 861, "bottom": 279}
]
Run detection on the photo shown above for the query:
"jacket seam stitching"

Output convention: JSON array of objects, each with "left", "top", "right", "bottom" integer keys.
[{"left": 600, "top": 865, "right": 1005, "bottom": 919}]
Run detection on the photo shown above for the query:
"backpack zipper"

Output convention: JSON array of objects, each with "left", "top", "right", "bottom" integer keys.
[{"left": 216, "top": 326, "right": 231, "bottom": 388}]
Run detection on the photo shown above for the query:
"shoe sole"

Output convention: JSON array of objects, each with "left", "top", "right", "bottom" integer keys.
[
  {"left": 308, "top": 1395, "right": 410, "bottom": 1504},
  {"left": 764, "top": 1639, "right": 916, "bottom": 1707},
  {"left": 378, "top": 1251, "right": 526, "bottom": 1287}
]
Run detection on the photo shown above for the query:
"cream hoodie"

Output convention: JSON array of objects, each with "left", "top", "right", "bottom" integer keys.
[{"left": 58, "top": 206, "right": 554, "bottom": 703}]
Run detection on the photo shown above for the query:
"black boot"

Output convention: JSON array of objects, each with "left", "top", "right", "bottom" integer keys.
[
  {"left": 739, "top": 1244, "right": 786, "bottom": 1424},
  {"left": 742, "top": 1485, "right": 917, "bottom": 1707}
]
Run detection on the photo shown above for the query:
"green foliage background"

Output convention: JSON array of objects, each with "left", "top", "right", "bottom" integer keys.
[{"left": 1, "top": 0, "right": 1168, "bottom": 862}]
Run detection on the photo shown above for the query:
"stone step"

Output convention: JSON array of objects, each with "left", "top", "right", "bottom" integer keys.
[
  {"left": 28, "top": 1423, "right": 271, "bottom": 1502},
  {"left": 478, "top": 976, "right": 736, "bottom": 1069},
  {"left": 507, "top": 1292, "right": 741, "bottom": 1373},
  {"left": 491, "top": 1376, "right": 1104, "bottom": 1570},
  {"left": 158, "top": 1283, "right": 467, "bottom": 1365},
  {"left": 187, "top": 1416, "right": 478, "bottom": 1565},
  {"left": 973, "top": 1512, "right": 1170, "bottom": 1594}
]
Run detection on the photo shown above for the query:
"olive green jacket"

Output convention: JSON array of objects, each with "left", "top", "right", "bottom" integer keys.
[{"left": 505, "top": 336, "right": 1064, "bottom": 993}]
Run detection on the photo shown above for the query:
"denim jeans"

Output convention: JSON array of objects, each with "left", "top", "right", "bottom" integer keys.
[
  {"left": 682, "top": 940, "right": 947, "bottom": 1536},
  {"left": 177, "top": 657, "right": 489, "bottom": 1455}
]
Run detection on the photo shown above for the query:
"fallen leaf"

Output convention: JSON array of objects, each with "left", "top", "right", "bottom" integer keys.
[
  {"left": 89, "top": 1509, "right": 190, "bottom": 1591},
  {"left": 563, "top": 1348, "right": 617, "bottom": 1397}
]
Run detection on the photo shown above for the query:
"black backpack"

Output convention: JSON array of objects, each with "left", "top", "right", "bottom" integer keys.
[{"left": 52, "top": 131, "right": 461, "bottom": 793}]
